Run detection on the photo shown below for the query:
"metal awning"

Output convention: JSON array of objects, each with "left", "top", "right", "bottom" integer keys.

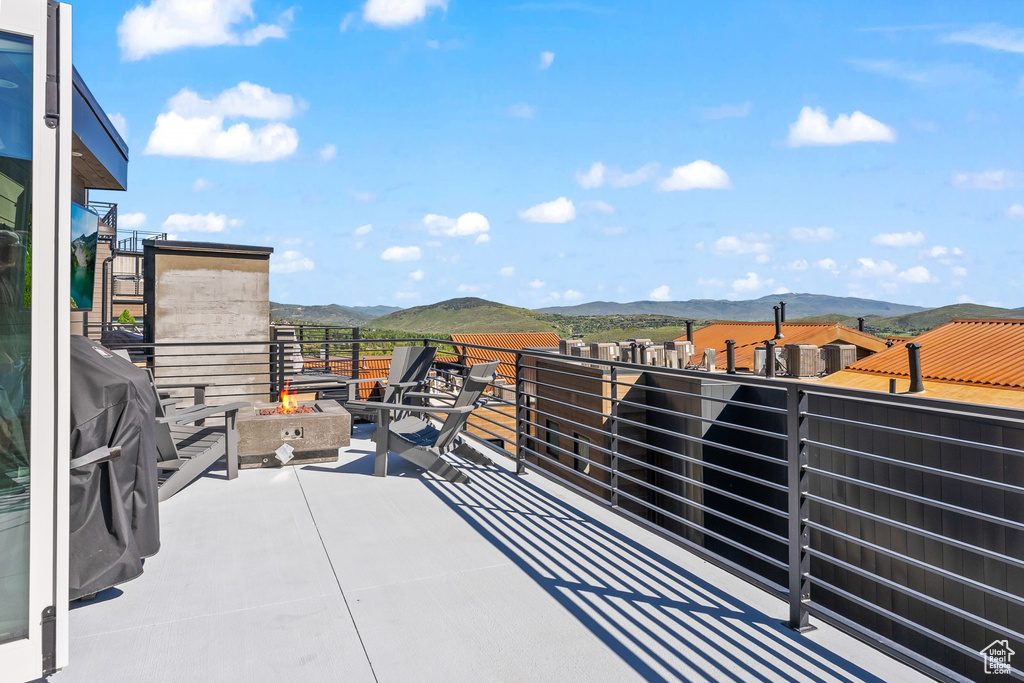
[{"left": 71, "top": 66, "right": 128, "bottom": 191}]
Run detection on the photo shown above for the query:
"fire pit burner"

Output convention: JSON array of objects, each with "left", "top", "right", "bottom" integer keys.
[{"left": 258, "top": 405, "right": 318, "bottom": 416}]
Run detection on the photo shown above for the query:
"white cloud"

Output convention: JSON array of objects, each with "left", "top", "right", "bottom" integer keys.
[
  {"left": 165, "top": 82, "right": 303, "bottom": 120},
  {"left": 529, "top": 279, "right": 545, "bottom": 289},
  {"left": 564, "top": 289, "right": 583, "bottom": 301},
  {"left": 109, "top": 113, "right": 129, "bottom": 140},
  {"left": 790, "top": 227, "right": 837, "bottom": 242},
  {"left": 363, "top": 0, "right": 448, "bottom": 28},
  {"left": 658, "top": 160, "right": 732, "bottom": 191},
  {"left": 871, "top": 231, "right": 925, "bottom": 247},
  {"left": 381, "top": 246, "right": 422, "bottom": 261},
  {"left": 787, "top": 106, "right": 896, "bottom": 147},
  {"left": 953, "top": 266, "right": 968, "bottom": 277},
  {"left": 409, "top": 269, "right": 424, "bottom": 281},
  {"left": 712, "top": 233, "right": 771, "bottom": 258},
  {"left": 424, "top": 212, "right": 490, "bottom": 237},
  {"left": 270, "top": 250, "right": 314, "bottom": 274},
  {"left": 508, "top": 103, "right": 536, "bottom": 119},
  {"left": 731, "top": 272, "right": 776, "bottom": 294},
  {"left": 426, "top": 39, "right": 440, "bottom": 49},
  {"left": 926, "top": 245, "right": 948, "bottom": 257},
  {"left": 854, "top": 258, "right": 898, "bottom": 279},
  {"left": 145, "top": 83, "right": 300, "bottom": 163},
  {"left": 956, "top": 293, "right": 973, "bottom": 303},
  {"left": 1007, "top": 204, "right": 1024, "bottom": 219},
  {"left": 192, "top": 178, "right": 210, "bottom": 192},
  {"left": 394, "top": 291, "right": 420, "bottom": 300},
  {"left": 500, "top": 266, "right": 515, "bottom": 277},
  {"left": 576, "top": 162, "right": 606, "bottom": 189},
  {"left": 351, "top": 191, "right": 376, "bottom": 204},
  {"left": 610, "top": 163, "right": 659, "bottom": 188},
  {"left": 340, "top": 12, "right": 356, "bottom": 31},
  {"left": 457, "top": 283, "right": 480, "bottom": 293},
  {"left": 162, "top": 212, "right": 242, "bottom": 233},
  {"left": 952, "top": 170, "right": 1024, "bottom": 190},
  {"left": 354, "top": 224, "right": 373, "bottom": 236},
  {"left": 119, "top": 212, "right": 147, "bottom": 229},
  {"left": 848, "top": 59, "right": 991, "bottom": 87},
  {"left": 475, "top": 234, "right": 490, "bottom": 244},
  {"left": 697, "top": 277, "right": 724, "bottom": 288},
  {"left": 649, "top": 285, "right": 671, "bottom": 301},
  {"left": 580, "top": 200, "right": 614, "bottom": 214},
  {"left": 898, "top": 266, "right": 933, "bottom": 284},
  {"left": 602, "top": 226, "right": 627, "bottom": 236},
  {"left": 319, "top": 144, "right": 337, "bottom": 161},
  {"left": 943, "top": 24, "right": 1024, "bottom": 54},
  {"left": 815, "top": 258, "right": 839, "bottom": 274},
  {"left": 787, "top": 259, "right": 808, "bottom": 271},
  {"left": 519, "top": 197, "right": 576, "bottom": 223},
  {"left": 539, "top": 51, "right": 555, "bottom": 69},
  {"left": 700, "top": 102, "right": 751, "bottom": 120},
  {"left": 118, "top": 0, "right": 293, "bottom": 61}
]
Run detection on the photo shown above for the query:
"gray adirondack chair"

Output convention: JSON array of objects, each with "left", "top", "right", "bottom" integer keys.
[
  {"left": 347, "top": 360, "right": 499, "bottom": 484},
  {"left": 325, "top": 345, "right": 437, "bottom": 423},
  {"left": 149, "top": 376, "right": 247, "bottom": 502}
]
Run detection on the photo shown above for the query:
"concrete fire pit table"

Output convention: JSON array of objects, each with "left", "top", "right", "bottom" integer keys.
[{"left": 236, "top": 399, "right": 351, "bottom": 469}]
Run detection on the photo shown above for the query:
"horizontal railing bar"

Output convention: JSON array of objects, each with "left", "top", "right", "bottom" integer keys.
[
  {"left": 803, "top": 382, "right": 1024, "bottom": 425},
  {"left": 807, "top": 520, "right": 1024, "bottom": 610},
  {"left": 806, "top": 438, "right": 1024, "bottom": 495},
  {"left": 613, "top": 394, "right": 789, "bottom": 441},
  {"left": 806, "top": 466, "right": 1024, "bottom": 532},
  {"left": 610, "top": 449, "right": 788, "bottom": 519},
  {"left": 805, "top": 492, "right": 1024, "bottom": 571},
  {"left": 614, "top": 468, "right": 789, "bottom": 545},
  {"left": 805, "top": 413, "right": 1024, "bottom": 459},
  {"left": 519, "top": 445, "right": 615, "bottom": 491},
  {"left": 807, "top": 548, "right": 1024, "bottom": 642},
  {"left": 614, "top": 488, "right": 789, "bottom": 571},
  {"left": 807, "top": 591, "right": 1005, "bottom": 677}
]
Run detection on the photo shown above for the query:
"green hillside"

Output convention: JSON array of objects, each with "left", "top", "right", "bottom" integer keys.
[
  {"left": 271, "top": 302, "right": 401, "bottom": 326},
  {"left": 369, "top": 298, "right": 559, "bottom": 334},
  {"left": 867, "top": 304, "right": 1024, "bottom": 336}
]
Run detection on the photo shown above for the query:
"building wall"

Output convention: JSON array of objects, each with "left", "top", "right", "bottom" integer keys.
[{"left": 144, "top": 241, "right": 273, "bottom": 405}]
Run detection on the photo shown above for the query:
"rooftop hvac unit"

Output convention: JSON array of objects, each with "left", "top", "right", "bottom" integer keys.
[
  {"left": 822, "top": 343, "right": 857, "bottom": 374},
  {"left": 785, "top": 344, "right": 820, "bottom": 377},
  {"left": 665, "top": 340, "right": 694, "bottom": 364},
  {"left": 644, "top": 346, "right": 664, "bottom": 366},
  {"left": 589, "top": 342, "right": 618, "bottom": 361},
  {"left": 559, "top": 339, "right": 585, "bottom": 355},
  {"left": 754, "top": 346, "right": 784, "bottom": 375},
  {"left": 701, "top": 348, "right": 716, "bottom": 371},
  {"left": 664, "top": 348, "right": 679, "bottom": 368},
  {"left": 628, "top": 338, "right": 653, "bottom": 346},
  {"left": 570, "top": 345, "right": 592, "bottom": 358}
]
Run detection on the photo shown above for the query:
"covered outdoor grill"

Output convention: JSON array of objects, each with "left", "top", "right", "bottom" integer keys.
[{"left": 69, "top": 336, "right": 159, "bottom": 600}]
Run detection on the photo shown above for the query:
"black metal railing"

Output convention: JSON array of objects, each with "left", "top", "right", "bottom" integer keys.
[
  {"left": 117, "top": 229, "right": 167, "bottom": 253},
  {"left": 87, "top": 201, "right": 117, "bottom": 233},
  {"left": 92, "top": 331, "right": 1022, "bottom": 681}
]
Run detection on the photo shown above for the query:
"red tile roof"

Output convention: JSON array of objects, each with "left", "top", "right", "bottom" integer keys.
[
  {"left": 449, "top": 332, "right": 561, "bottom": 383},
  {"left": 673, "top": 322, "right": 888, "bottom": 370},
  {"left": 840, "top": 319, "right": 1024, "bottom": 391}
]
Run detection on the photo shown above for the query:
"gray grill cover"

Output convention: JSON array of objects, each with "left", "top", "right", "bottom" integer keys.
[{"left": 69, "top": 335, "right": 159, "bottom": 599}]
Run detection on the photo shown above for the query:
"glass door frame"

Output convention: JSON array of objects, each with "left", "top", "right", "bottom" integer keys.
[{"left": 0, "top": 1, "right": 71, "bottom": 681}]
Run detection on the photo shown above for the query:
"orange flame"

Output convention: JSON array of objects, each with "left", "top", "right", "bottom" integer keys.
[{"left": 280, "top": 380, "right": 298, "bottom": 414}]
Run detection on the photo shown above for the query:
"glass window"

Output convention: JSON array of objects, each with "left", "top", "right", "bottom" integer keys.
[
  {"left": 0, "top": 29, "right": 33, "bottom": 646},
  {"left": 573, "top": 433, "right": 591, "bottom": 474},
  {"left": 544, "top": 419, "right": 559, "bottom": 458}
]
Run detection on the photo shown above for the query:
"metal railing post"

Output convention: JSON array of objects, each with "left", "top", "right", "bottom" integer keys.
[
  {"left": 351, "top": 327, "right": 360, "bottom": 380},
  {"left": 275, "top": 339, "right": 285, "bottom": 400},
  {"left": 515, "top": 352, "right": 526, "bottom": 475},
  {"left": 610, "top": 365, "right": 619, "bottom": 507},
  {"left": 787, "top": 384, "right": 813, "bottom": 631}
]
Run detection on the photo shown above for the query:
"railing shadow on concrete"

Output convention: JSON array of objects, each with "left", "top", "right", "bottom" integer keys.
[{"left": 417, "top": 457, "right": 887, "bottom": 683}]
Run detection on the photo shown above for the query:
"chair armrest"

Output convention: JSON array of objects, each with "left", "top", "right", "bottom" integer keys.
[
  {"left": 158, "top": 402, "right": 248, "bottom": 426},
  {"left": 345, "top": 400, "right": 474, "bottom": 415},
  {"left": 402, "top": 392, "right": 454, "bottom": 401},
  {"left": 157, "top": 382, "right": 211, "bottom": 390},
  {"left": 389, "top": 380, "right": 422, "bottom": 388},
  {"left": 70, "top": 446, "right": 122, "bottom": 469}
]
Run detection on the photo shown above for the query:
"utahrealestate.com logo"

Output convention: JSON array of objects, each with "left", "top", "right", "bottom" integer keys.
[{"left": 981, "top": 640, "right": 1015, "bottom": 675}]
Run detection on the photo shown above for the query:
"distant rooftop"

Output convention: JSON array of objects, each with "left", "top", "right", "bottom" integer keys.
[{"left": 673, "top": 321, "right": 888, "bottom": 370}]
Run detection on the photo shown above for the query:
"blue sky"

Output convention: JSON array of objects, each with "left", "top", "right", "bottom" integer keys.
[{"left": 77, "top": 1, "right": 1024, "bottom": 309}]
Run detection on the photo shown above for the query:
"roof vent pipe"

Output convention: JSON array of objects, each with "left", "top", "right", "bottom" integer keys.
[
  {"left": 725, "top": 339, "right": 736, "bottom": 374},
  {"left": 773, "top": 306, "right": 784, "bottom": 340},
  {"left": 858, "top": 317, "right": 865, "bottom": 332},
  {"left": 685, "top": 320, "right": 694, "bottom": 343},
  {"left": 906, "top": 342, "right": 925, "bottom": 393},
  {"left": 630, "top": 341, "right": 639, "bottom": 365},
  {"left": 779, "top": 301, "right": 786, "bottom": 323},
  {"left": 765, "top": 340, "right": 776, "bottom": 378}
]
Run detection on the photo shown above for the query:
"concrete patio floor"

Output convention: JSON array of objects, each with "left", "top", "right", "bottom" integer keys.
[{"left": 50, "top": 424, "right": 930, "bottom": 682}]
